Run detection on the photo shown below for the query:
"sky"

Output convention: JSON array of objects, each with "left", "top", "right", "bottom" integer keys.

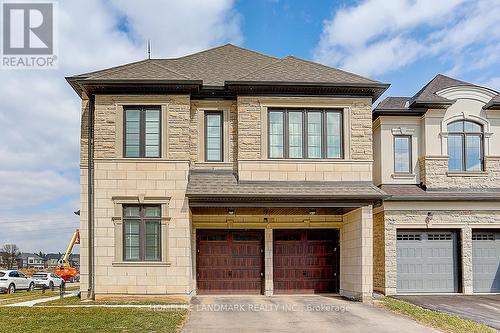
[{"left": 1, "top": 0, "right": 499, "bottom": 253}]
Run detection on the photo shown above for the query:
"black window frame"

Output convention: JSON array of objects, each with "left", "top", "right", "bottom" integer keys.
[
  {"left": 267, "top": 108, "right": 343, "bottom": 159},
  {"left": 393, "top": 135, "right": 412, "bottom": 174},
  {"left": 204, "top": 111, "right": 224, "bottom": 162},
  {"left": 447, "top": 120, "right": 484, "bottom": 172},
  {"left": 122, "top": 205, "right": 162, "bottom": 262},
  {"left": 123, "top": 106, "right": 162, "bottom": 158}
]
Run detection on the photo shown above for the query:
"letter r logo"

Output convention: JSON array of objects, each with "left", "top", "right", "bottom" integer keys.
[{"left": 2, "top": 3, "right": 53, "bottom": 55}]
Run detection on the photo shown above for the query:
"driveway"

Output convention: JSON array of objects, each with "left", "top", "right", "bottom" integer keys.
[
  {"left": 182, "top": 295, "right": 438, "bottom": 333},
  {"left": 394, "top": 295, "right": 500, "bottom": 330}
]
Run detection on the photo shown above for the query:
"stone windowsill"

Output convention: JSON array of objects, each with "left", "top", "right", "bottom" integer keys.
[
  {"left": 112, "top": 261, "right": 172, "bottom": 267},
  {"left": 446, "top": 171, "right": 489, "bottom": 177},
  {"left": 391, "top": 173, "right": 416, "bottom": 179}
]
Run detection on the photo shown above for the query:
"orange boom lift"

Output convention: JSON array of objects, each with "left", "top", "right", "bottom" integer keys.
[{"left": 55, "top": 229, "right": 80, "bottom": 282}]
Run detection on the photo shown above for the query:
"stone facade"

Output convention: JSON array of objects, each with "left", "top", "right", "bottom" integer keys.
[
  {"left": 81, "top": 93, "right": 377, "bottom": 300},
  {"left": 340, "top": 206, "right": 373, "bottom": 302},
  {"left": 379, "top": 208, "right": 500, "bottom": 295},
  {"left": 372, "top": 211, "right": 385, "bottom": 293},
  {"left": 420, "top": 156, "right": 500, "bottom": 189}
]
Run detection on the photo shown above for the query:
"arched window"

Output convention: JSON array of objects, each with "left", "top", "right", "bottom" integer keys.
[{"left": 447, "top": 120, "right": 483, "bottom": 171}]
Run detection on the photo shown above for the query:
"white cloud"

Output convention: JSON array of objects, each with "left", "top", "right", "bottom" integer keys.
[
  {"left": 314, "top": 0, "right": 500, "bottom": 79},
  {"left": 0, "top": 0, "right": 241, "bottom": 251}
]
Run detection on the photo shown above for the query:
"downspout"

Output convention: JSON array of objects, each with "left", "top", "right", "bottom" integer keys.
[{"left": 87, "top": 93, "right": 95, "bottom": 300}]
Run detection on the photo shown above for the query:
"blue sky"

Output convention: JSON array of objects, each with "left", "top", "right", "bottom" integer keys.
[{"left": 1, "top": 0, "right": 499, "bottom": 253}]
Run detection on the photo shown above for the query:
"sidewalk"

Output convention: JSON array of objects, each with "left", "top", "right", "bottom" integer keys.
[{"left": 5, "top": 291, "right": 79, "bottom": 307}]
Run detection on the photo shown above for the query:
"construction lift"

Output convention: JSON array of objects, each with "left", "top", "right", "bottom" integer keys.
[{"left": 55, "top": 229, "right": 80, "bottom": 282}]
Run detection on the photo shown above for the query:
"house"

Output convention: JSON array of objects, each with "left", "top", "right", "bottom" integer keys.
[
  {"left": 45, "top": 253, "right": 62, "bottom": 268},
  {"left": 373, "top": 74, "right": 500, "bottom": 294},
  {"left": 16, "top": 253, "right": 45, "bottom": 269},
  {"left": 69, "top": 253, "right": 80, "bottom": 270},
  {"left": 67, "top": 44, "right": 389, "bottom": 301}
]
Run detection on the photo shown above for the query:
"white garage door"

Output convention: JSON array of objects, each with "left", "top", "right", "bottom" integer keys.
[
  {"left": 473, "top": 231, "right": 500, "bottom": 293},
  {"left": 397, "top": 231, "right": 458, "bottom": 293}
]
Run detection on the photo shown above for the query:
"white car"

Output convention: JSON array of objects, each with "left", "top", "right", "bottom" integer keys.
[
  {"left": 32, "top": 272, "right": 64, "bottom": 290},
  {"left": 0, "top": 270, "right": 35, "bottom": 293}
]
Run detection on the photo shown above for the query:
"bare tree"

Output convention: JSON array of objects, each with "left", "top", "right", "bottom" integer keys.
[{"left": 1, "top": 244, "right": 20, "bottom": 269}]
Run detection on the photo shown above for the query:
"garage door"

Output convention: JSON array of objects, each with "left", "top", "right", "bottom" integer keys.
[
  {"left": 397, "top": 231, "right": 458, "bottom": 293},
  {"left": 196, "top": 230, "right": 263, "bottom": 294},
  {"left": 274, "top": 229, "right": 339, "bottom": 294},
  {"left": 473, "top": 231, "right": 500, "bottom": 293}
]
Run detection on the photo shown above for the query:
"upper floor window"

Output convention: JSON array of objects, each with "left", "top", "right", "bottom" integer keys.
[
  {"left": 447, "top": 120, "right": 483, "bottom": 171},
  {"left": 205, "top": 111, "right": 223, "bottom": 162},
  {"left": 394, "top": 135, "right": 411, "bottom": 173},
  {"left": 268, "top": 109, "right": 342, "bottom": 159},
  {"left": 123, "top": 205, "right": 161, "bottom": 261},
  {"left": 124, "top": 107, "right": 161, "bottom": 158}
]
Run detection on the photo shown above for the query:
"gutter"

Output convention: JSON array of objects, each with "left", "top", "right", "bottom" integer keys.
[{"left": 87, "top": 93, "right": 95, "bottom": 300}]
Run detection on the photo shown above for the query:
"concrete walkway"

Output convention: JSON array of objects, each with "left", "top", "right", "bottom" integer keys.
[
  {"left": 5, "top": 291, "right": 79, "bottom": 307},
  {"left": 181, "top": 295, "right": 439, "bottom": 333}
]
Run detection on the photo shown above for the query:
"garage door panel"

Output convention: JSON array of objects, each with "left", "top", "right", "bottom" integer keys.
[
  {"left": 397, "top": 231, "right": 458, "bottom": 293},
  {"left": 274, "top": 229, "right": 339, "bottom": 294},
  {"left": 197, "top": 230, "right": 263, "bottom": 294},
  {"left": 472, "top": 231, "right": 500, "bottom": 293}
]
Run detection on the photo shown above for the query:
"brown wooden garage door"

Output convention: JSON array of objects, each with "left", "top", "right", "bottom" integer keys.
[
  {"left": 196, "top": 230, "right": 263, "bottom": 294},
  {"left": 274, "top": 229, "right": 339, "bottom": 294}
]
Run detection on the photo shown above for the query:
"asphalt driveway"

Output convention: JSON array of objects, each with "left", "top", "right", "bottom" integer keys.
[
  {"left": 182, "top": 295, "right": 438, "bottom": 333},
  {"left": 394, "top": 294, "right": 500, "bottom": 330}
]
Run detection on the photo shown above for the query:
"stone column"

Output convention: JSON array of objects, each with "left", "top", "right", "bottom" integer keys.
[
  {"left": 264, "top": 228, "right": 273, "bottom": 296},
  {"left": 461, "top": 227, "right": 473, "bottom": 294},
  {"left": 340, "top": 205, "right": 373, "bottom": 302}
]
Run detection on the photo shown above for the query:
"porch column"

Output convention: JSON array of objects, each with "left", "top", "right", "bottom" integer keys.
[
  {"left": 340, "top": 205, "right": 373, "bottom": 302},
  {"left": 264, "top": 227, "right": 273, "bottom": 296},
  {"left": 461, "top": 227, "right": 474, "bottom": 294}
]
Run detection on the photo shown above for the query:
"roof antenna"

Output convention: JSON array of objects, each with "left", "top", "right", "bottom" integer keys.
[{"left": 147, "top": 40, "right": 151, "bottom": 59}]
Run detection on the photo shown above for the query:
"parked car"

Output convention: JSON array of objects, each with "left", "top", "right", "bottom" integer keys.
[
  {"left": 0, "top": 270, "right": 34, "bottom": 293},
  {"left": 32, "top": 272, "right": 64, "bottom": 290}
]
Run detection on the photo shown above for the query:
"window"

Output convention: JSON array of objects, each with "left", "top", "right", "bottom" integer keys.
[
  {"left": 268, "top": 109, "right": 342, "bottom": 159},
  {"left": 204, "top": 111, "right": 223, "bottom": 162},
  {"left": 397, "top": 234, "right": 421, "bottom": 241},
  {"left": 447, "top": 120, "right": 483, "bottom": 171},
  {"left": 394, "top": 135, "right": 412, "bottom": 173},
  {"left": 124, "top": 107, "right": 161, "bottom": 158},
  {"left": 427, "top": 233, "right": 452, "bottom": 241},
  {"left": 123, "top": 205, "right": 161, "bottom": 261}
]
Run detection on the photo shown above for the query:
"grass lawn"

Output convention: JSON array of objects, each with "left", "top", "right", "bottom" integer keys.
[
  {"left": 378, "top": 297, "right": 495, "bottom": 333},
  {"left": 37, "top": 295, "right": 188, "bottom": 306},
  {"left": 0, "top": 307, "right": 187, "bottom": 333}
]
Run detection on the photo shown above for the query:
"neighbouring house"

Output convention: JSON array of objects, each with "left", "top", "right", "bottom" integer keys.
[
  {"left": 373, "top": 74, "right": 500, "bottom": 294},
  {"left": 69, "top": 253, "right": 80, "bottom": 270},
  {"left": 16, "top": 253, "right": 45, "bottom": 269},
  {"left": 45, "top": 253, "right": 62, "bottom": 268},
  {"left": 67, "top": 44, "right": 499, "bottom": 301}
]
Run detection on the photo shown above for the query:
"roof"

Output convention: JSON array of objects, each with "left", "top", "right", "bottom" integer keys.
[
  {"left": 186, "top": 170, "right": 388, "bottom": 206},
  {"left": 373, "top": 74, "right": 499, "bottom": 118},
  {"left": 44, "top": 253, "right": 61, "bottom": 260},
  {"left": 17, "top": 253, "right": 43, "bottom": 260},
  {"left": 408, "top": 74, "right": 468, "bottom": 106},
  {"left": 67, "top": 44, "right": 388, "bottom": 98},
  {"left": 483, "top": 93, "right": 500, "bottom": 110},
  {"left": 380, "top": 185, "right": 500, "bottom": 201}
]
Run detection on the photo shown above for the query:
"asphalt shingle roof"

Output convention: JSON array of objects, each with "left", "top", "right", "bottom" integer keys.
[
  {"left": 409, "top": 74, "right": 468, "bottom": 106},
  {"left": 380, "top": 185, "right": 500, "bottom": 201},
  {"left": 186, "top": 170, "right": 388, "bottom": 200},
  {"left": 70, "top": 44, "right": 384, "bottom": 88}
]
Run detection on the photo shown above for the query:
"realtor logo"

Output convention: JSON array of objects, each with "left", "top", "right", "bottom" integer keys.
[{"left": 1, "top": 1, "right": 58, "bottom": 68}]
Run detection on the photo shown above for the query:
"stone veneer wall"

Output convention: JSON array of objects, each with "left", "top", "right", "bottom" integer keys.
[
  {"left": 340, "top": 206, "right": 373, "bottom": 302},
  {"left": 90, "top": 160, "right": 192, "bottom": 297},
  {"left": 372, "top": 211, "right": 385, "bottom": 293},
  {"left": 382, "top": 209, "right": 500, "bottom": 295},
  {"left": 236, "top": 97, "right": 373, "bottom": 161},
  {"left": 420, "top": 156, "right": 500, "bottom": 188}
]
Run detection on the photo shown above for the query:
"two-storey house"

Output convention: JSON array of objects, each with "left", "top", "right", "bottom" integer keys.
[
  {"left": 16, "top": 253, "right": 45, "bottom": 269},
  {"left": 67, "top": 44, "right": 390, "bottom": 302},
  {"left": 373, "top": 74, "right": 500, "bottom": 295}
]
